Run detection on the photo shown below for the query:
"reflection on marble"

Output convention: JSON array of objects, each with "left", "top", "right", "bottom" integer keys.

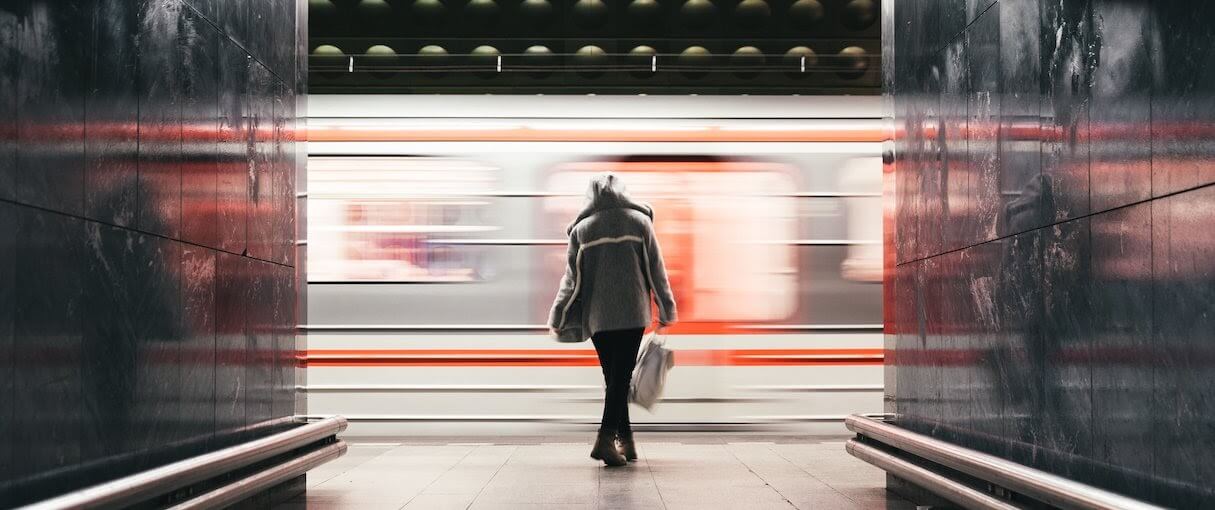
[
  {"left": 215, "top": 251, "right": 248, "bottom": 447},
  {"left": 941, "top": 37, "right": 967, "bottom": 253},
  {"left": 1153, "top": 185, "right": 1215, "bottom": 506},
  {"left": 85, "top": 0, "right": 138, "bottom": 228},
  {"left": 273, "top": 81, "right": 295, "bottom": 266},
  {"left": 182, "top": 8, "right": 220, "bottom": 248},
  {"left": 247, "top": 260, "right": 275, "bottom": 435},
  {"left": 272, "top": 265, "right": 297, "bottom": 419},
  {"left": 1088, "top": 0, "right": 1155, "bottom": 213},
  {"left": 1040, "top": 216, "right": 1094, "bottom": 476},
  {"left": 13, "top": 210, "right": 85, "bottom": 489},
  {"left": 1151, "top": 1, "right": 1215, "bottom": 197},
  {"left": 997, "top": 0, "right": 1042, "bottom": 235},
  {"left": 965, "top": 8, "right": 1001, "bottom": 246},
  {"left": 181, "top": 246, "right": 217, "bottom": 449},
  {"left": 137, "top": 0, "right": 184, "bottom": 239},
  {"left": 0, "top": 6, "right": 15, "bottom": 202},
  {"left": 887, "top": 0, "right": 1215, "bottom": 506},
  {"left": 218, "top": 36, "right": 249, "bottom": 256},
  {"left": 0, "top": 0, "right": 303, "bottom": 506},
  {"left": 1089, "top": 202, "right": 1153, "bottom": 501},
  {"left": 916, "top": 54, "right": 943, "bottom": 259},
  {"left": 15, "top": 2, "right": 89, "bottom": 215},
  {"left": 0, "top": 203, "right": 15, "bottom": 494},
  {"left": 1040, "top": 0, "right": 1091, "bottom": 223},
  {"left": 248, "top": 61, "right": 276, "bottom": 263}
]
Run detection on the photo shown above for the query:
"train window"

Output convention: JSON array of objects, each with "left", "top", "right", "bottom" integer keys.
[
  {"left": 308, "top": 156, "right": 499, "bottom": 283},
  {"left": 546, "top": 160, "right": 799, "bottom": 324}
]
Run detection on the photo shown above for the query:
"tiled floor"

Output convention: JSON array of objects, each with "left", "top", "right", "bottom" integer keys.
[{"left": 285, "top": 435, "right": 916, "bottom": 509}]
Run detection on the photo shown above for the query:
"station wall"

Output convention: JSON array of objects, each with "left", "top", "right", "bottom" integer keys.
[
  {"left": 885, "top": 0, "right": 1215, "bottom": 506},
  {"left": 0, "top": 0, "right": 306, "bottom": 505}
]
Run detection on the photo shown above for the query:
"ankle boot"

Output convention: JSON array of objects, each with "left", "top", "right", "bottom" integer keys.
[
  {"left": 589, "top": 429, "right": 627, "bottom": 466},
  {"left": 617, "top": 431, "right": 638, "bottom": 461}
]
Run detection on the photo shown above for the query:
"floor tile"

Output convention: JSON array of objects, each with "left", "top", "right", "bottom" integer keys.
[{"left": 287, "top": 436, "right": 914, "bottom": 509}]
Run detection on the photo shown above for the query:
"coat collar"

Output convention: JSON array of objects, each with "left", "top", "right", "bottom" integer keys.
[{"left": 566, "top": 195, "right": 653, "bottom": 235}]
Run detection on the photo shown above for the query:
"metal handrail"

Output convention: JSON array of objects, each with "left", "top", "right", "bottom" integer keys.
[
  {"left": 844, "top": 415, "right": 1163, "bottom": 510},
  {"left": 845, "top": 440, "right": 1021, "bottom": 510},
  {"left": 21, "top": 416, "right": 348, "bottom": 510},
  {"left": 167, "top": 441, "right": 348, "bottom": 510}
]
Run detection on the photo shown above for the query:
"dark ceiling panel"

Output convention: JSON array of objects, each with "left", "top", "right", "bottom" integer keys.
[{"left": 308, "top": 0, "right": 880, "bottom": 94}]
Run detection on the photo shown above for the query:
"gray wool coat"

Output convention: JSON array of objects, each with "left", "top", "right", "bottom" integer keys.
[{"left": 548, "top": 175, "right": 677, "bottom": 342}]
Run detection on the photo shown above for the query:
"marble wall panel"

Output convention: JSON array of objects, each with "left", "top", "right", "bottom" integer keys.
[
  {"left": 85, "top": 1, "right": 140, "bottom": 227},
  {"left": 0, "top": 203, "right": 14, "bottom": 495},
  {"left": 181, "top": 246, "right": 217, "bottom": 449},
  {"left": 81, "top": 223, "right": 145, "bottom": 470},
  {"left": 136, "top": 0, "right": 184, "bottom": 239},
  {"left": 893, "top": 261, "right": 926, "bottom": 432},
  {"left": 918, "top": 257, "right": 949, "bottom": 434},
  {"left": 1088, "top": 202, "right": 1154, "bottom": 501},
  {"left": 215, "top": 250, "right": 248, "bottom": 447},
  {"left": 962, "top": 241, "right": 1005, "bottom": 454},
  {"left": 917, "top": 58, "right": 944, "bottom": 258},
  {"left": 927, "top": 251, "right": 964, "bottom": 443},
  {"left": 1034, "top": 216, "right": 1095, "bottom": 477},
  {"left": 273, "top": 81, "right": 296, "bottom": 266},
  {"left": 992, "top": 229, "right": 1041, "bottom": 464},
  {"left": 271, "top": 0, "right": 298, "bottom": 84},
  {"left": 246, "top": 260, "right": 275, "bottom": 434},
  {"left": 966, "top": 0, "right": 997, "bottom": 26},
  {"left": 12, "top": 210, "right": 85, "bottom": 492},
  {"left": 939, "top": 0, "right": 966, "bottom": 53},
  {"left": 0, "top": 5, "right": 15, "bottom": 201},
  {"left": 131, "top": 236, "right": 184, "bottom": 460},
  {"left": 1152, "top": 185, "right": 1215, "bottom": 505},
  {"left": 247, "top": 61, "right": 277, "bottom": 263},
  {"left": 1088, "top": 0, "right": 1155, "bottom": 213},
  {"left": 272, "top": 265, "right": 296, "bottom": 419},
  {"left": 965, "top": 8, "right": 1001, "bottom": 246},
  {"left": 218, "top": 37, "right": 249, "bottom": 256},
  {"left": 941, "top": 37, "right": 968, "bottom": 252},
  {"left": 15, "top": 2, "right": 89, "bottom": 215},
  {"left": 996, "top": 0, "right": 1043, "bottom": 237},
  {"left": 219, "top": 0, "right": 248, "bottom": 54},
  {"left": 1039, "top": 0, "right": 1091, "bottom": 223},
  {"left": 182, "top": 10, "right": 220, "bottom": 248},
  {"left": 186, "top": 0, "right": 218, "bottom": 26},
  {"left": 1151, "top": 1, "right": 1215, "bottom": 197}
]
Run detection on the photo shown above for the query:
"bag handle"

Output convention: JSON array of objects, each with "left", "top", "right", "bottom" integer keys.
[{"left": 651, "top": 321, "right": 669, "bottom": 344}]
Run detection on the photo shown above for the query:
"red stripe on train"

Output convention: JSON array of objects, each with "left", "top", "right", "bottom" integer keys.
[{"left": 304, "top": 348, "right": 884, "bottom": 367}]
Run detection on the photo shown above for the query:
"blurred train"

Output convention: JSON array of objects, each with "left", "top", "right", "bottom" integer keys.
[{"left": 302, "top": 95, "right": 886, "bottom": 436}]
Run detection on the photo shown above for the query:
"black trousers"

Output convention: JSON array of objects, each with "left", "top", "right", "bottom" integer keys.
[{"left": 590, "top": 327, "right": 645, "bottom": 434}]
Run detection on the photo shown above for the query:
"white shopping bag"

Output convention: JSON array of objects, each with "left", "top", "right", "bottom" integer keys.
[{"left": 629, "top": 330, "right": 675, "bottom": 411}]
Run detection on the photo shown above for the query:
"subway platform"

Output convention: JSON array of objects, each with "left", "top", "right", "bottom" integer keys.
[{"left": 287, "top": 434, "right": 913, "bottom": 510}]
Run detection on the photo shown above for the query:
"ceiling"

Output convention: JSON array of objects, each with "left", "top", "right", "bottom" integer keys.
[{"left": 308, "top": 0, "right": 880, "bottom": 94}]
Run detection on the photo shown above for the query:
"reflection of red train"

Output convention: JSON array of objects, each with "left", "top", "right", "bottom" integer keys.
[
  {"left": 544, "top": 156, "right": 802, "bottom": 334},
  {"left": 302, "top": 96, "right": 886, "bottom": 435},
  {"left": 308, "top": 149, "right": 882, "bottom": 329}
]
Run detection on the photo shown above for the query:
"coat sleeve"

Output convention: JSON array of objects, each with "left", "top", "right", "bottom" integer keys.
[
  {"left": 547, "top": 234, "right": 581, "bottom": 329},
  {"left": 644, "top": 224, "right": 678, "bottom": 325}
]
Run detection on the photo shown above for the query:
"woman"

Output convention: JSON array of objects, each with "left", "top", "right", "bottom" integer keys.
[{"left": 549, "top": 173, "right": 677, "bottom": 467}]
